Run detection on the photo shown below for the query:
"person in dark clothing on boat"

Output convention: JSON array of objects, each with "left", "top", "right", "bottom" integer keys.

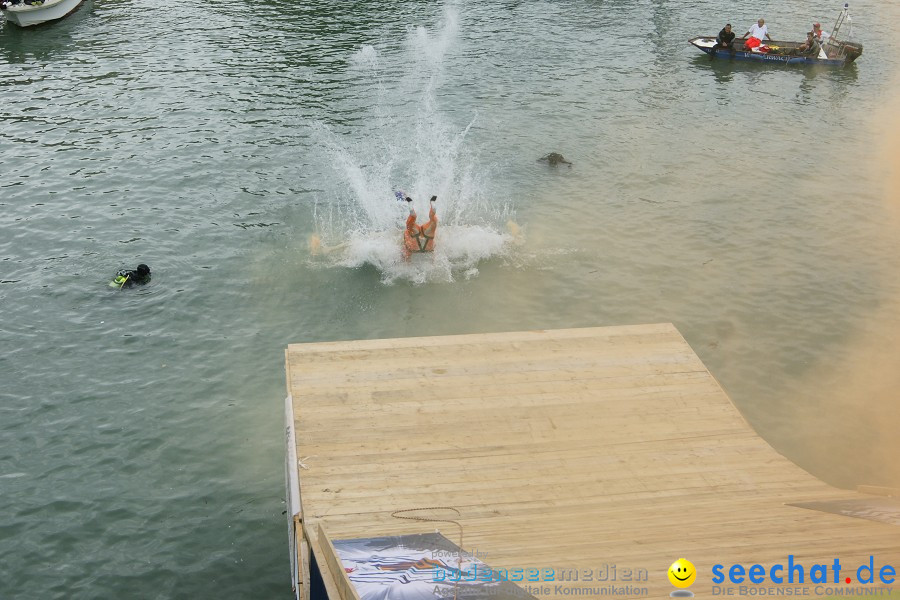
[
  {"left": 714, "top": 24, "right": 736, "bottom": 53},
  {"left": 109, "top": 264, "right": 151, "bottom": 289},
  {"left": 792, "top": 32, "right": 821, "bottom": 57}
]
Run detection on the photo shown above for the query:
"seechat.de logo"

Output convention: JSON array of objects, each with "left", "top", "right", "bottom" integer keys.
[{"left": 711, "top": 555, "right": 897, "bottom": 585}]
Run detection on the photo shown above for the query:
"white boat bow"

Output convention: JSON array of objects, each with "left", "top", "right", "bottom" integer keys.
[{"left": 2, "top": 0, "right": 86, "bottom": 27}]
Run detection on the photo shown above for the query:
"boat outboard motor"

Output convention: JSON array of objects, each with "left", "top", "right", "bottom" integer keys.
[{"left": 840, "top": 41, "right": 864, "bottom": 62}]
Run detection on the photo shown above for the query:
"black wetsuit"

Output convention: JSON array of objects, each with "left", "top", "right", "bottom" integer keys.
[
  {"left": 716, "top": 27, "right": 736, "bottom": 51},
  {"left": 112, "top": 265, "right": 151, "bottom": 288}
]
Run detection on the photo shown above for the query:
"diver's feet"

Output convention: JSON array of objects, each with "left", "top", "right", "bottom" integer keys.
[{"left": 430, "top": 196, "right": 437, "bottom": 203}]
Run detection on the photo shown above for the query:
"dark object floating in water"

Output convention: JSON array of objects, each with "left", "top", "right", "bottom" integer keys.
[
  {"left": 234, "top": 222, "right": 280, "bottom": 229},
  {"left": 538, "top": 153, "right": 572, "bottom": 168},
  {"left": 109, "top": 264, "right": 151, "bottom": 289}
]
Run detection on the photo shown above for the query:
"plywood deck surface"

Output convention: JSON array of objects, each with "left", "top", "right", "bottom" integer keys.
[{"left": 286, "top": 324, "right": 899, "bottom": 599}]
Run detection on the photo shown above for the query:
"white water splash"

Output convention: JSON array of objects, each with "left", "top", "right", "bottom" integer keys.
[{"left": 310, "top": 6, "right": 518, "bottom": 284}]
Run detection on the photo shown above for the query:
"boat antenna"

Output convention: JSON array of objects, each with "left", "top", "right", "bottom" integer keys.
[
  {"left": 845, "top": 4, "right": 852, "bottom": 40},
  {"left": 830, "top": 3, "right": 851, "bottom": 41}
]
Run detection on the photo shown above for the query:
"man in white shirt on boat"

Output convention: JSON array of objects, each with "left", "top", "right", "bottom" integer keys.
[
  {"left": 812, "top": 21, "right": 832, "bottom": 57},
  {"left": 812, "top": 22, "right": 830, "bottom": 44},
  {"left": 742, "top": 18, "right": 772, "bottom": 50}
]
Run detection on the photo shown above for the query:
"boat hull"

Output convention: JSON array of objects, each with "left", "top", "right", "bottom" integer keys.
[
  {"left": 689, "top": 37, "right": 859, "bottom": 67},
  {"left": 3, "top": 0, "right": 85, "bottom": 27}
]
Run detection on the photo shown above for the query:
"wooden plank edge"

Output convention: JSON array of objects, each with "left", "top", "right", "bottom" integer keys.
[
  {"left": 285, "top": 395, "right": 306, "bottom": 599},
  {"left": 305, "top": 521, "right": 351, "bottom": 600},
  {"left": 285, "top": 349, "right": 294, "bottom": 396},
  {"left": 318, "top": 523, "right": 363, "bottom": 600},
  {"left": 286, "top": 323, "right": 678, "bottom": 354},
  {"left": 857, "top": 485, "right": 900, "bottom": 497}
]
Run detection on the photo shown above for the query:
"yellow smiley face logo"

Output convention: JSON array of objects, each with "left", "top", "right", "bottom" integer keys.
[{"left": 668, "top": 558, "right": 697, "bottom": 588}]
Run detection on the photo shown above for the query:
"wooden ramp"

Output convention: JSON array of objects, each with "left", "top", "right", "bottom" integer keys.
[{"left": 284, "top": 324, "right": 900, "bottom": 600}]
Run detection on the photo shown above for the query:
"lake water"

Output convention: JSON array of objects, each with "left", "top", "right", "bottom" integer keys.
[{"left": 2, "top": 0, "right": 899, "bottom": 597}]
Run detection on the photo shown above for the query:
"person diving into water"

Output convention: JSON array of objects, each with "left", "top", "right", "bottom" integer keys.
[
  {"left": 399, "top": 193, "right": 438, "bottom": 260},
  {"left": 109, "top": 264, "right": 151, "bottom": 289},
  {"left": 309, "top": 192, "right": 439, "bottom": 260}
]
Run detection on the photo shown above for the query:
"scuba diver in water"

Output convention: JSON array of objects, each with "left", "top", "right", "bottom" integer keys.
[
  {"left": 398, "top": 193, "right": 438, "bottom": 260},
  {"left": 109, "top": 264, "right": 151, "bottom": 289}
]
